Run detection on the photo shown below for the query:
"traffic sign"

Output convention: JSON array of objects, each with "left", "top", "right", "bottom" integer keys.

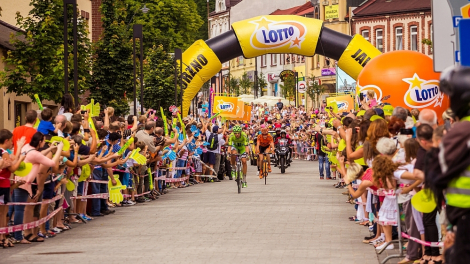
[{"left": 298, "top": 81, "right": 307, "bottom": 93}]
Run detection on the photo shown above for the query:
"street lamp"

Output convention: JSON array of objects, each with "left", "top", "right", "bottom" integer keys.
[{"left": 133, "top": 25, "right": 144, "bottom": 115}]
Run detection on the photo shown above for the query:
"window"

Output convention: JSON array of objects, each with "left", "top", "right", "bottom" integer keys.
[
  {"left": 300, "top": 56, "right": 305, "bottom": 63},
  {"left": 286, "top": 54, "right": 291, "bottom": 64},
  {"left": 375, "top": 29, "right": 383, "bottom": 52},
  {"left": 410, "top": 26, "right": 418, "bottom": 51},
  {"left": 238, "top": 56, "right": 244, "bottom": 66},
  {"left": 261, "top": 55, "right": 267, "bottom": 67},
  {"left": 395, "top": 27, "right": 403, "bottom": 50},
  {"left": 316, "top": 55, "right": 320, "bottom": 68},
  {"left": 429, "top": 23, "right": 433, "bottom": 54},
  {"left": 280, "top": 54, "right": 284, "bottom": 65},
  {"left": 271, "top": 54, "right": 277, "bottom": 66},
  {"left": 362, "top": 30, "right": 369, "bottom": 42}
]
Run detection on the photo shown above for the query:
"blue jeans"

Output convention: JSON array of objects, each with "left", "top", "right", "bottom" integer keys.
[
  {"left": 91, "top": 169, "right": 108, "bottom": 216},
  {"left": 318, "top": 155, "right": 330, "bottom": 178},
  {"left": 13, "top": 188, "right": 29, "bottom": 240}
]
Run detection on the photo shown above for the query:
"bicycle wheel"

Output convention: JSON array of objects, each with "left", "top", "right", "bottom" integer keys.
[
  {"left": 263, "top": 157, "right": 268, "bottom": 185},
  {"left": 237, "top": 165, "right": 242, "bottom": 194}
]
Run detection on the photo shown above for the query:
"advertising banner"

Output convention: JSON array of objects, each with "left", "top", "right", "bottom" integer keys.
[
  {"left": 325, "top": 5, "right": 339, "bottom": 20},
  {"left": 213, "top": 96, "right": 239, "bottom": 117},
  {"left": 327, "top": 95, "right": 354, "bottom": 113}
]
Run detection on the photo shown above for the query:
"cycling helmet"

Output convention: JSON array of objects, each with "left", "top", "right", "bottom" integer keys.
[
  {"left": 261, "top": 127, "right": 268, "bottom": 134},
  {"left": 275, "top": 127, "right": 281, "bottom": 132},
  {"left": 280, "top": 130, "right": 286, "bottom": 134},
  {"left": 233, "top": 125, "right": 242, "bottom": 132}
]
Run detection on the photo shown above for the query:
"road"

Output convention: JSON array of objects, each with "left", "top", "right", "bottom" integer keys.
[{"left": 3, "top": 160, "right": 379, "bottom": 264}]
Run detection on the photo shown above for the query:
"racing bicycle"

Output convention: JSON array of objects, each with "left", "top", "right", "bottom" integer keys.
[
  {"left": 257, "top": 152, "right": 272, "bottom": 185},
  {"left": 230, "top": 153, "right": 244, "bottom": 193}
]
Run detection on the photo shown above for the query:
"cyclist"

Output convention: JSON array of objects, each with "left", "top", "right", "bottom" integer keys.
[
  {"left": 228, "top": 125, "right": 250, "bottom": 188},
  {"left": 256, "top": 127, "right": 275, "bottom": 178}
]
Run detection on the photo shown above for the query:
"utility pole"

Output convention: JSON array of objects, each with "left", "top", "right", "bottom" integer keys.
[{"left": 207, "top": 0, "right": 210, "bottom": 39}]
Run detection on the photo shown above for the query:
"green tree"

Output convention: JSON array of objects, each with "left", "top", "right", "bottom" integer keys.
[
  {"left": 255, "top": 72, "right": 268, "bottom": 97},
  {"left": 193, "top": 0, "right": 216, "bottom": 40},
  {"left": 224, "top": 74, "right": 239, "bottom": 96},
  {"left": 306, "top": 75, "right": 324, "bottom": 108},
  {"left": 143, "top": 45, "right": 175, "bottom": 118},
  {"left": 239, "top": 71, "right": 252, "bottom": 94},
  {"left": 280, "top": 75, "right": 296, "bottom": 101},
  {"left": 0, "top": 0, "right": 91, "bottom": 104},
  {"left": 127, "top": 0, "right": 204, "bottom": 51},
  {"left": 89, "top": 0, "right": 133, "bottom": 116}
]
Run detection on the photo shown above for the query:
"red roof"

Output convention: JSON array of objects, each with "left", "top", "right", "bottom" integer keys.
[
  {"left": 270, "top": 2, "right": 313, "bottom": 15},
  {"left": 353, "top": 0, "right": 431, "bottom": 17}
]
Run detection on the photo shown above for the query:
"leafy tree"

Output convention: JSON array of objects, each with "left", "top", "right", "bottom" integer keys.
[
  {"left": 224, "top": 74, "right": 239, "bottom": 96},
  {"left": 239, "top": 71, "right": 252, "bottom": 94},
  {"left": 306, "top": 75, "right": 324, "bottom": 108},
  {"left": 89, "top": 0, "right": 133, "bottom": 116},
  {"left": 255, "top": 72, "right": 267, "bottom": 97},
  {"left": 280, "top": 75, "right": 296, "bottom": 101},
  {"left": 193, "top": 0, "right": 216, "bottom": 40},
  {"left": 143, "top": 45, "right": 175, "bottom": 118},
  {"left": 0, "top": 0, "right": 91, "bottom": 104},
  {"left": 126, "top": 0, "right": 204, "bottom": 51}
]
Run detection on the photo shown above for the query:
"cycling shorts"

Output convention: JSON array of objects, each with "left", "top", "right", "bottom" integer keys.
[
  {"left": 259, "top": 145, "right": 270, "bottom": 154},
  {"left": 231, "top": 147, "right": 248, "bottom": 158}
]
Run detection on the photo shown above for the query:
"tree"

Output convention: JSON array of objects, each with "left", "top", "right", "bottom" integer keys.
[
  {"left": 255, "top": 72, "right": 268, "bottom": 97},
  {"left": 89, "top": 0, "right": 133, "bottom": 116},
  {"left": 280, "top": 75, "right": 296, "bottom": 101},
  {"left": 127, "top": 0, "right": 204, "bottom": 52},
  {"left": 224, "top": 74, "right": 239, "bottom": 96},
  {"left": 239, "top": 71, "right": 252, "bottom": 95},
  {"left": 306, "top": 75, "right": 324, "bottom": 108},
  {"left": 193, "top": 0, "right": 216, "bottom": 40},
  {"left": 0, "top": 0, "right": 91, "bottom": 104},
  {"left": 143, "top": 45, "right": 175, "bottom": 118}
]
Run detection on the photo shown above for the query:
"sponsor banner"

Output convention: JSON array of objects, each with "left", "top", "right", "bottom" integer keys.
[
  {"left": 232, "top": 15, "right": 323, "bottom": 58},
  {"left": 327, "top": 95, "right": 354, "bottom": 113},
  {"left": 321, "top": 67, "right": 336, "bottom": 76},
  {"left": 181, "top": 40, "right": 222, "bottom": 116},
  {"left": 298, "top": 81, "right": 307, "bottom": 93},
  {"left": 213, "top": 96, "right": 239, "bottom": 117},
  {"left": 232, "top": 105, "right": 251, "bottom": 121},
  {"left": 338, "top": 35, "right": 382, "bottom": 80},
  {"left": 325, "top": 5, "right": 339, "bottom": 20}
]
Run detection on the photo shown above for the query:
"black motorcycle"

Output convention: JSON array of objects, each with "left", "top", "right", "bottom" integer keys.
[{"left": 275, "top": 139, "right": 290, "bottom": 174}]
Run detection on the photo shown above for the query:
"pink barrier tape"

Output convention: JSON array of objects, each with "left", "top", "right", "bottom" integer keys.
[
  {"left": 88, "top": 180, "right": 108, "bottom": 184},
  {"left": 378, "top": 220, "right": 397, "bottom": 226},
  {"left": 0, "top": 194, "right": 63, "bottom": 206},
  {"left": 0, "top": 207, "right": 61, "bottom": 234},
  {"left": 401, "top": 232, "right": 444, "bottom": 247},
  {"left": 165, "top": 176, "right": 189, "bottom": 183},
  {"left": 123, "top": 191, "right": 150, "bottom": 198},
  {"left": 71, "top": 193, "right": 109, "bottom": 199}
]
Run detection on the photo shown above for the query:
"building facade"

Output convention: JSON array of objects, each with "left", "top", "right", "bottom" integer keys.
[
  {"left": 351, "top": 0, "right": 432, "bottom": 56},
  {"left": 0, "top": 0, "right": 92, "bottom": 130}
]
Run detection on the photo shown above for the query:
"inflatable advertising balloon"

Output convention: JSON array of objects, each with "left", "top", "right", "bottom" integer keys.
[
  {"left": 356, "top": 51, "right": 449, "bottom": 120},
  {"left": 180, "top": 15, "right": 381, "bottom": 116},
  {"left": 327, "top": 95, "right": 354, "bottom": 113}
]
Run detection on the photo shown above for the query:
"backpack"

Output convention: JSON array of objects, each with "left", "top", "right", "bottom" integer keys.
[{"left": 207, "top": 133, "right": 219, "bottom": 151}]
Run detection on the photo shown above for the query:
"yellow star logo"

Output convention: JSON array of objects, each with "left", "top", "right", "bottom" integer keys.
[
  {"left": 251, "top": 17, "right": 272, "bottom": 30},
  {"left": 403, "top": 73, "right": 424, "bottom": 90}
]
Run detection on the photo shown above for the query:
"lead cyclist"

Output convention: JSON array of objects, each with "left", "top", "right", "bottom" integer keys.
[{"left": 227, "top": 125, "right": 250, "bottom": 188}]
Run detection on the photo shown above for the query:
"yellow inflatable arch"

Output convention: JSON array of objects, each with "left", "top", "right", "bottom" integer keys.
[{"left": 181, "top": 15, "right": 382, "bottom": 116}]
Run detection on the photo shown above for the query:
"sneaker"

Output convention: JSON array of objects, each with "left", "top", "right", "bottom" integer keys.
[
  {"left": 127, "top": 200, "right": 136, "bottom": 206},
  {"left": 259, "top": 173, "right": 263, "bottom": 179},
  {"left": 101, "top": 209, "right": 115, "bottom": 215},
  {"left": 242, "top": 182, "right": 247, "bottom": 188},
  {"left": 370, "top": 237, "right": 384, "bottom": 245},
  {"left": 231, "top": 171, "right": 236, "bottom": 180},
  {"left": 51, "top": 227, "right": 62, "bottom": 233},
  {"left": 375, "top": 242, "right": 394, "bottom": 250}
]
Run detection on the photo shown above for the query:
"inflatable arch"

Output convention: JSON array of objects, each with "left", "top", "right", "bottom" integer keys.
[{"left": 180, "top": 15, "right": 382, "bottom": 116}]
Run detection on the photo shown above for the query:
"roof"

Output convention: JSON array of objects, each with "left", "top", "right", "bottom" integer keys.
[
  {"left": 353, "top": 0, "right": 431, "bottom": 17},
  {"left": 270, "top": 2, "right": 313, "bottom": 15},
  {"left": 0, "top": 20, "right": 24, "bottom": 50}
]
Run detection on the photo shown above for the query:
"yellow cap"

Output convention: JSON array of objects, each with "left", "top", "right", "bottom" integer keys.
[
  {"left": 357, "top": 110, "right": 366, "bottom": 117},
  {"left": 383, "top": 105, "right": 394, "bottom": 116}
]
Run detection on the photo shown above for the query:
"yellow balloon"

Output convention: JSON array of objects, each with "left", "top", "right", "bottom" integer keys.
[{"left": 411, "top": 189, "right": 437, "bottom": 213}]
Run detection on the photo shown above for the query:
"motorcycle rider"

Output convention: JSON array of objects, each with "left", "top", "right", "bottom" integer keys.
[{"left": 274, "top": 130, "right": 292, "bottom": 166}]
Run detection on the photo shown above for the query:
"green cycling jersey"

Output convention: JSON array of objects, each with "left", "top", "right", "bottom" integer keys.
[{"left": 228, "top": 132, "right": 249, "bottom": 152}]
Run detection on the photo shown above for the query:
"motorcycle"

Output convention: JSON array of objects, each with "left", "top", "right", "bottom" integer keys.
[{"left": 275, "top": 139, "right": 290, "bottom": 174}]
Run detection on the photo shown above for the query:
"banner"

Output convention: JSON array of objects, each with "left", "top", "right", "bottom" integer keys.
[
  {"left": 327, "top": 95, "right": 354, "bottom": 113},
  {"left": 325, "top": 5, "right": 339, "bottom": 20},
  {"left": 232, "top": 15, "right": 323, "bottom": 58},
  {"left": 337, "top": 35, "right": 382, "bottom": 80},
  {"left": 230, "top": 104, "right": 251, "bottom": 121},
  {"left": 212, "top": 96, "right": 239, "bottom": 117}
]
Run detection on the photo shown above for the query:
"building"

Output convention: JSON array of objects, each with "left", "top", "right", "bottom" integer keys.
[
  {"left": 208, "top": 0, "right": 243, "bottom": 95},
  {"left": 0, "top": 1, "right": 92, "bottom": 130},
  {"left": 351, "top": 0, "right": 432, "bottom": 56}
]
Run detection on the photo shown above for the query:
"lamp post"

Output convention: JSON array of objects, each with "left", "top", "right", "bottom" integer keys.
[
  {"left": 174, "top": 48, "right": 182, "bottom": 106},
  {"left": 294, "top": 72, "right": 298, "bottom": 107},
  {"left": 63, "top": 0, "right": 78, "bottom": 106},
  {"left": 133, "top": 24, "right": 144, "bottom": 115}
]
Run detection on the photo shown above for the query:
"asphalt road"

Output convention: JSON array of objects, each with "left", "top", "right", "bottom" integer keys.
[{"left": 3, "top": 160, "right": 380, "bottom": 264}]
